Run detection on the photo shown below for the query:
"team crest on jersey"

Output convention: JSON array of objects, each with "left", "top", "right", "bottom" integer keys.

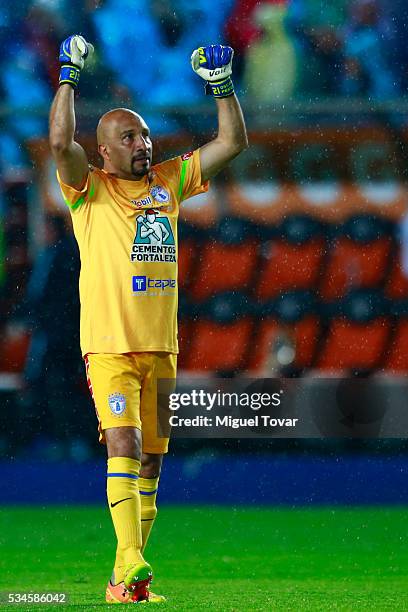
[
  {"left": 108, "top": 393, "right": 126, "bottom": 416},
  {"left": 130, "top": 209, "right": 176, "bottom": 263},
  {"left": 150, "top": 185, "right": 170, "bottom": 204}
]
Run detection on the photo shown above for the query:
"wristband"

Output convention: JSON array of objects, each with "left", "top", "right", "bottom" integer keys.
[
  {"left": 205, "top": 76, "right": 234, "bottom": 98},
  {"left": 59, "top": 64, "right": 80, "bottom": 88}
]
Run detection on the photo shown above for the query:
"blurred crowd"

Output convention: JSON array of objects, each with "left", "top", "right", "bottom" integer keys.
[{"left": 0, "top": 0, "right": 408, "bottom": 176}]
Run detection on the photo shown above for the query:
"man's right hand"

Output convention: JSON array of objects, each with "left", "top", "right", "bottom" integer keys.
[
  {"left": 191, "top": 45, "right": 235, "bottom": 98},
  {"left": 59, "top": 35, "right": 94, "bottom": 88}
]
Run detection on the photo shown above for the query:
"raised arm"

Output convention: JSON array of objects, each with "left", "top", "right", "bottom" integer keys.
[
  {"left": 191, "top": 45, "right": 248, "bottom": 182},
  {"left": 49, "top": 35, "right": 94, "bottom": 190},
  {"left": 199, "top": 95, "right": 247, "bottom": 182},
  {"left": 49, "top": 84, "right": 88, "bottom": 189}
]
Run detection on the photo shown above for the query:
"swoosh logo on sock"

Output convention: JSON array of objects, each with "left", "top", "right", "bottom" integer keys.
[{"left": 110, "top": 497, "right": 132, "bottom": 508}]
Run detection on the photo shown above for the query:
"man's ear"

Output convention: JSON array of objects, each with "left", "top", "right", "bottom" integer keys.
[{"left": 98, "top": 144, "right": 109, "bottom": 161}]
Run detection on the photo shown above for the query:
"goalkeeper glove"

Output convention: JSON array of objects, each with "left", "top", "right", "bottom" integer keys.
[
  {"left": 191, "top": 45, "right": 234, "bottom": 98},
  {"left": 59, "top": 35, "right": 94, "bottom": 89}
]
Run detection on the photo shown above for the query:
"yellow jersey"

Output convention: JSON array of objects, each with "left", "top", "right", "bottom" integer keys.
[{"left": 57, "top": 149, "right": 208, "bottom": 356}]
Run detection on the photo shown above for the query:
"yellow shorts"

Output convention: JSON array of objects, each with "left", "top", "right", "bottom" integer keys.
[{"left": 84, "top": 352, "right": 177, "bottom": 454}]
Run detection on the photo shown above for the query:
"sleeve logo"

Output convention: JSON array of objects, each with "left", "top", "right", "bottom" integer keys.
[{"left": 181, "top": 151, "right": 193, "bottom": 161}]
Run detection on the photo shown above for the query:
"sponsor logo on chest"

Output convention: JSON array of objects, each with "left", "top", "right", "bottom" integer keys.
[
  {"left": 130, "top": 208, "right": 177, "bottom": 263},
  {"left": 131, "top": 195, "right": 153, "bottom": 208},
  {"left": 130, "top": 185, "right": 171, "bottom": 209}
]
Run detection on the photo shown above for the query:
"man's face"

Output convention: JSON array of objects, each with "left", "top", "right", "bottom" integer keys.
[
  {"left": 99, "top": 112, "right": 153, "bottom": 179},
  {"left": 146, "top": 213, "right": 156, "bottom": 223}
]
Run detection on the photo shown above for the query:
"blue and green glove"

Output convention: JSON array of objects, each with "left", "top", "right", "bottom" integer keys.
[
  {"left": 191, "top": 45, "right": 234, "bottom": 98},
  {"left": 59, "top": 35, "right": 94, "bottom": 89}
]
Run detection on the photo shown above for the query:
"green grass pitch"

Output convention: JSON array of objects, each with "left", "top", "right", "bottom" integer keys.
[{"left": 0, "top": 506, "right": 408, "bottom": 610}]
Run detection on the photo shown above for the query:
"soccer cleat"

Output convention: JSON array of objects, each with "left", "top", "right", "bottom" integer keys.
[
  {"left": 105, "top": 580, "right": 166, "bottom": 604},
  {"left": 139, "top": 591, "right": 166, "bottom": 604},
  {"left": 124, "top": 561, "right": 153, "bottom": 603},
  {"left": 106, "top": 562, "right": 166, "bottom": 604},
  {"left": 105, "top": 580, "right": 131, "bottom": 604}
]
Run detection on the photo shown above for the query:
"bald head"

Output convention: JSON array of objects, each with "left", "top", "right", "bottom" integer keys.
[
  {"left": 97, "top": 108, "right": 146, "bottom": 145},
  {"left": 96, "top": 108, "right": 152, "bottom": 180}
]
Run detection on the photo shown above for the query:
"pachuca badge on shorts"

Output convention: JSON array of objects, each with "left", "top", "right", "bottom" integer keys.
[{"left": 108, "top": 393, "right": 126, "bottom": 416}]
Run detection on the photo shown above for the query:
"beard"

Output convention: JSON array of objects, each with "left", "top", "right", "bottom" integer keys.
[{"left": 131, "top": 156, "right": 151, "bottom": 178}]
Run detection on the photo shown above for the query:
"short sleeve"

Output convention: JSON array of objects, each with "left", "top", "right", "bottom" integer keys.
[
  {"left": 56, "top": 167, "right": 96, "bottom": 213},
  {"left": 177, "top": 149, "right": 209, "bottom": 203}
]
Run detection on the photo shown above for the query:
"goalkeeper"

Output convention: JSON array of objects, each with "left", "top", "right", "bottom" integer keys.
[{"left": 49, "top": 36, "right": 247, "bottom": 604}]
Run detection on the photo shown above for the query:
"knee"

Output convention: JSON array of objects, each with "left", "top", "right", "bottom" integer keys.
[
  {"left": 105, "top": 426, "right": 142, "bottom": 460},
  {"left": 140, "top": 453, "right": 163, "bottom": 479}
]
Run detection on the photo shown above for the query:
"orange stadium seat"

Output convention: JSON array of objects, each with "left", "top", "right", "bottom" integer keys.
[
  {"left": 384, "top": 320, "right": 408, "bottom": 372},
  {"left": 248, "top": 316, "right": 320, "bottom": 371},
  {"left": 255, "top": 239, "right": 324, "bottom": 300},
  {"left": 190, "top": 240, "right": 259, "bottom": 301},
  {"left": 385, "top": 257, "right": 408, "bottom": 300},
  {"left": 318, "top": 236, "right": 392, "bottom": 301},
  {"left": 178, "top": 237, "right": 197, "bottom": 290},
  {"left": 316, "top": 318, "right": 390, "bottom": 370},
  {"left": 185, "top": 318, "right": 253, "bottom": 371}
]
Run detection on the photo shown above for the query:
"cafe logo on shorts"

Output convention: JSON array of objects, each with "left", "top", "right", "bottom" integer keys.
[{"left": 108, "top": 393, "right": 126, "bottom": 416}]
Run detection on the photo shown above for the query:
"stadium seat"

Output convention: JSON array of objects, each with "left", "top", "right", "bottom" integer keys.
[
  {"left": 319, "top": 216, "right": 393, "bottom": 301},
  {"left": 248, "top": 316, "right": 320, "bottom": 371},
  {"left": 178, "top": 237, "right": 197, "bottom": 290},
  {"left": 248, "top": 290, "right": 319, "bottom": 372},
  {"left": 255, "top": 215, "right": 325, "bottom": 300},
  {"left": 319, "top": 237, "right": 392, "bottom": 301},
  {"left": 385, "top": 256, "right": 408, "bottom": 300},
  {"left": 178, "top": 222, "right": 205, "bottom": 290},
  {"left": 317, "top": 318, "right": 390, "bottom": 370},
  {"left": 256, "top": 239, "right": 324, "bottom": 300},
  {"left": 184, "top": 292, "right": 254, "bottom": 372},
  {"left": 317, "top": 290, "right": 390, "bottom": 371},
  {"left": 384, "top": 320, "right": 408, "bottom": 372},
  {"left": 186, "top": 318, "right": 253, "bottom": 371},
  {"left": 189, "top": 218, "right": 259, "bottom": 301}
]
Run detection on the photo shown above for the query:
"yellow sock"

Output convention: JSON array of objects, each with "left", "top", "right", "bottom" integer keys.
[
  {"left": 107, "top": 457, "right": 144, "bottom": 577},
  {"left": 112, "top": 476, "right": 159, "bottom": 582},
  {"left": 139, "top": 477, "right": 159, "bottom": 553}
]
